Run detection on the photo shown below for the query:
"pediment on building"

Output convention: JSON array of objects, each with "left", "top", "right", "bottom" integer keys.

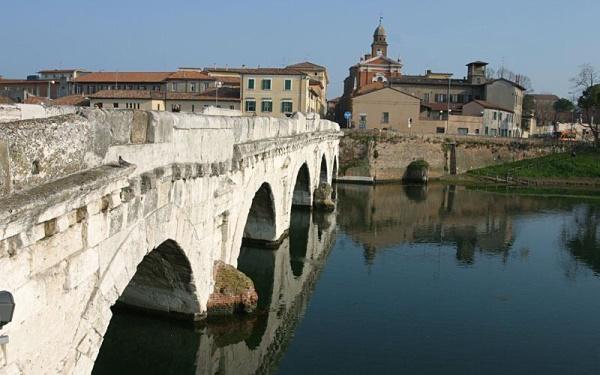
[{"left": 361, "top": 55, "right": 403, "bottom": 67}]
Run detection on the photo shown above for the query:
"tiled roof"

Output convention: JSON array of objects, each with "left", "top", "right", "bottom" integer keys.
[
  {"left": 0, "top": 79, "right": 54, "bottom": 85},
  {"left": 468, "top": 99, "right": 514, "bottom": 113},
  {"left": 167, "top": 71, "right": 215, "bottom": 80},
  {"left": 466, "top": 61, "right": 488, "bottom": 66},
  {"left": 89, "top": 90, "right": 160, "bottom": 99},
  {"left": 23, "top": 95, "right": 53, "bottom": 105},
  {"left": 216, "top": 76, "right": 241, "bottom": 86},
  {"left": 422, "top": 102, "right": 464, "bottom": 112},
  {"left": 354, "top": 82, "right": 385, "bottom": 96},
  {"left": 53, "top": 94, "right": 90, "bottom": 106},
  {"left": 89, "top": 88, "right": 240, "bottom": 101},
  {"left": 207, "top": 67, "right": 307, "bottom": 76},
  {"left": 238, "top": 68, "right": 306, "bottom": 76},
  {"left": 391, "top": 75, "right": 476, "bottom": 87},
  {"left": 487, "top": 78, "right": 526, "bottom": 91},
  {"left": 286, "top": 61, "right": 327, "bottom": 71},
  {"left": 73, "top": 72, "right": 173, "bottom": 83}
]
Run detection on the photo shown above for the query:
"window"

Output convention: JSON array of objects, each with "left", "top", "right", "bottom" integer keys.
[
  {"left": 435, "top": 94, "right": 447, "bottom": 103},
  {"left": 261, "top": 100, "right": 273, "bottom": 112},
  {"left": 475, "top": 129, "right": 480, "bottom": 135},
  {"left": 245, "top": 100, "right": 256, "bottom": 112},
  {"left": 382, "top": 112, "right": 389, "bottom": 124},
  {"left": 359, "top": 114, "right": 367, "bottom": 129},
  {"left": 172, "top": 83, "right": 177, "bottom": 91},
  {"left": 229, "top": 105, "right": 234, "bottom": 110},
  {"left": 499, "top": 113, "right": 503, "bottom": 120},
  {"left": 284, "top": 79, "right": 292, "bottom": 91},
  {"left": 190, "top": 84, "right": 196, "bottom": 92},
  {"left": 113, "top": 103, "right": 119, "bottom": 108},
  {"left": 458, "top": 127, "right": 468, "bottom": 135},
  {"left": 157, "top": 104, "right": 161, "bottom": 110},
  {"left": 423, "top": 93, "right": 430, "bottom": 103},
  {"left": 261, "top": 79, "right": 272, "bottom": 90},
  {"left": 248, "top": 78, "right": 255, "bottom": 90},
  {"left": 457, "top": 94, "right": 465, "bottom": 103},
  {"left": 436, "top": 127, "right": 446, "bottom": 134},
  {"left": 281, "top": 101, "right": 293, "bottom": 113},
  {"left": 171, "top": 104, "right": 181, "bottom": 112},
  {"left": 192, "top": 104, "right": 195, "bottom": 112},
  {"left": 493, "top": 112, "right": 497, "bottom": 120}
]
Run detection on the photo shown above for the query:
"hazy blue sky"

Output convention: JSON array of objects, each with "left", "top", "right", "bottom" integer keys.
[{"left": 2, "top": 0, "right": 598, "bottom": 98}]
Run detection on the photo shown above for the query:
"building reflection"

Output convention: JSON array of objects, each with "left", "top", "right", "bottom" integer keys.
[
  {"left": 561, "top": 205, "right": 600, "bottom": 278},
  {"left": 335, "top": 184, "right": 561, "bottom": 266},
  {"left": 93, "top": 209, "right": 337, "bottom": 375}
]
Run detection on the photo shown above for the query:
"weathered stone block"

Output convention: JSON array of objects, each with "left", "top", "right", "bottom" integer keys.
[
  {"left": 130, "top": 111, "right": 149, "bottom": 144},
  {"left": 30, "top": 223, "right": 83, "bottom": 274},
  {"left": 85, "top": 213, "right": 108, "bottom": 248},
  {"left": 64, "top": 248, "right": 99, "bottom": 290}
]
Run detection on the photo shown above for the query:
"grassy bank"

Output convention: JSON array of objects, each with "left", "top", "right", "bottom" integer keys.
[{"left": 467, "top": 150, "right": 600, "bottom": 182}]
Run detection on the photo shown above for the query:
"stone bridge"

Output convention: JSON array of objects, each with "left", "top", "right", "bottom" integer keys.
[{"left": 0, "top": 108, "right": 341, "bottom": 374}]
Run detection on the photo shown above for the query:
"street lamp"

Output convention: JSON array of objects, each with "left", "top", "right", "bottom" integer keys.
[
  {"left": 0, "top": 291, "right": 15, "bottom": 345},
  {"left": 47, "top": 80, "right": 55, "bottom": 99},
  {"left": 215, "top": 81, "right": 223, "bottom": 108}
]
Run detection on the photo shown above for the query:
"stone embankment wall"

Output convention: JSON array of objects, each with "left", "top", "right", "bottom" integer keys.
[
  {"left": 339, "top": 130, "right": 568, "bottom": 181},
  {"left": 0, "top": 104, "right": 78, "bottom": 123},
  {"left": 0, "top": 107, "right": 340, "bottom": 374}
]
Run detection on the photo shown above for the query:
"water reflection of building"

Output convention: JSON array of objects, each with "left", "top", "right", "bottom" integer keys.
[
  {"left": 560, "top": 205, "right": 600, "bottom": 278},
  {"left": 336, "top": 184, "right": 559, "bottom": 265},
  {"left": 94, "top": 209, "right": 337, "bottom": 375}
]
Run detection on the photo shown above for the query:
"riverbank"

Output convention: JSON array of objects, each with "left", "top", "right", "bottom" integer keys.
[{"left": 455, "top": 150, "right": 600, "bottom": 188}]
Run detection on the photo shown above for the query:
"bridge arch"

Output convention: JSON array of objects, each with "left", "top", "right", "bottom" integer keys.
[
  {"left": 116, "top": 239, "right": 201, "bottom": 318},
  {"left": 319, "top": 154, "right": 328, "bottom": 185},
  {"left": 291, "top": 162, "right": 312, "bottom": 208},
  {"left": 242, "top": 182, "right": 278, "bottom": 244},
  {"left": 332, "top": 156, "right": 338, "bottom": 181}
]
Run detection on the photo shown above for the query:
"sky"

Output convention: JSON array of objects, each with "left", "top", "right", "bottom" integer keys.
[{"left": 1, "top": 0, "right": 599, "bottom": 99}]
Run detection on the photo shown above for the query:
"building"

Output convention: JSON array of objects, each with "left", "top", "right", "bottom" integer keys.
[
  {"left": 338, "top": 21, "right": 526, "bottom": 137},
  {"left": 463, "top": 100, "right": 516, "bottom": 137},
  {"left": 0, "top": 77, "right": 59, "bottom": 102},
  {"left": 207, "top": 63, "right": 329, "bottom": 118},
  {"left": 352, "top": 86, "right": 420, "bottom": 130},
  {"left": 88, "top": 87, "right": 240, "bottom": 112},
  {"left": 351, "top": 84, "right": 484, "bottom": 135},
  {"left": 240, "top": 68, "right": 313, "bottom": 117},
  {"left": 286, "top": 61, "right": 329, "bottom": 114},
  {"left": 38, "top": 69, "right": 90, "bottom": 97}
]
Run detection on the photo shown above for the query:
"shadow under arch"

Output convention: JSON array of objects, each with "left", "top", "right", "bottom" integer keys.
[
  {"left": 115, "top": 239, "right": 201, "bottom": 319},
  {"left": 93, "top": 239, "right": 201, "bottom": 374},
  {"left": 319, "top": 154, "right": 328, "bottom": 184},
  {"left": 243, "top": 182, "right": 277, "bottom": 246},
  {"left": 292, "top": 163, "right": 312, "bottom": 208}
]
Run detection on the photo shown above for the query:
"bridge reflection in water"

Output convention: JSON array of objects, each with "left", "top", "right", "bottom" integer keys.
[{"left": 93, "top": 209, "right": 336, "bottom": 375}]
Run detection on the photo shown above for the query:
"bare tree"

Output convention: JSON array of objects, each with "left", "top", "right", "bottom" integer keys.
[
  {"left": 490, "top": 66, "right": 533, "bottom": 91},
  {"left": 571, "top": 64, "right": 600, "bottom": 144},
  {"left": 570, "top": 63, "right": 599, "bottom": 94}
]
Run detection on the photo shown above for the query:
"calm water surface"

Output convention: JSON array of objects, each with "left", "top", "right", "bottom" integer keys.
[{"left": 94, "top": 184, "right": 600, "bottom": 375}]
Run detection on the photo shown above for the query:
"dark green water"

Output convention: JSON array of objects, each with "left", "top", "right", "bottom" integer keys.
[{"left": 93, "top": 184, "right": 600, "bottom": 375}]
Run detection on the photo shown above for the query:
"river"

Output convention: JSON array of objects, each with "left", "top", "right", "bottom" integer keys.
[{"left": 93, "top": 183, "right": 600, "bottom": 375}]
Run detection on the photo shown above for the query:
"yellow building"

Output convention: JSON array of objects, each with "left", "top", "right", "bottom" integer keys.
[{"left": 240, "top": 68, "right": 312, "bottom": 117}]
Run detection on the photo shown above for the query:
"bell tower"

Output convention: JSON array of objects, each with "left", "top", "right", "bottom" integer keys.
[{"left": 371, "top": 17, "right": 388, "bottom": 57}]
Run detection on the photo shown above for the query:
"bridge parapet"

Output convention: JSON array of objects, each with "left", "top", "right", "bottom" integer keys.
[{"left": 0, "top": 109, "right": 340, "bottom": 200}]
